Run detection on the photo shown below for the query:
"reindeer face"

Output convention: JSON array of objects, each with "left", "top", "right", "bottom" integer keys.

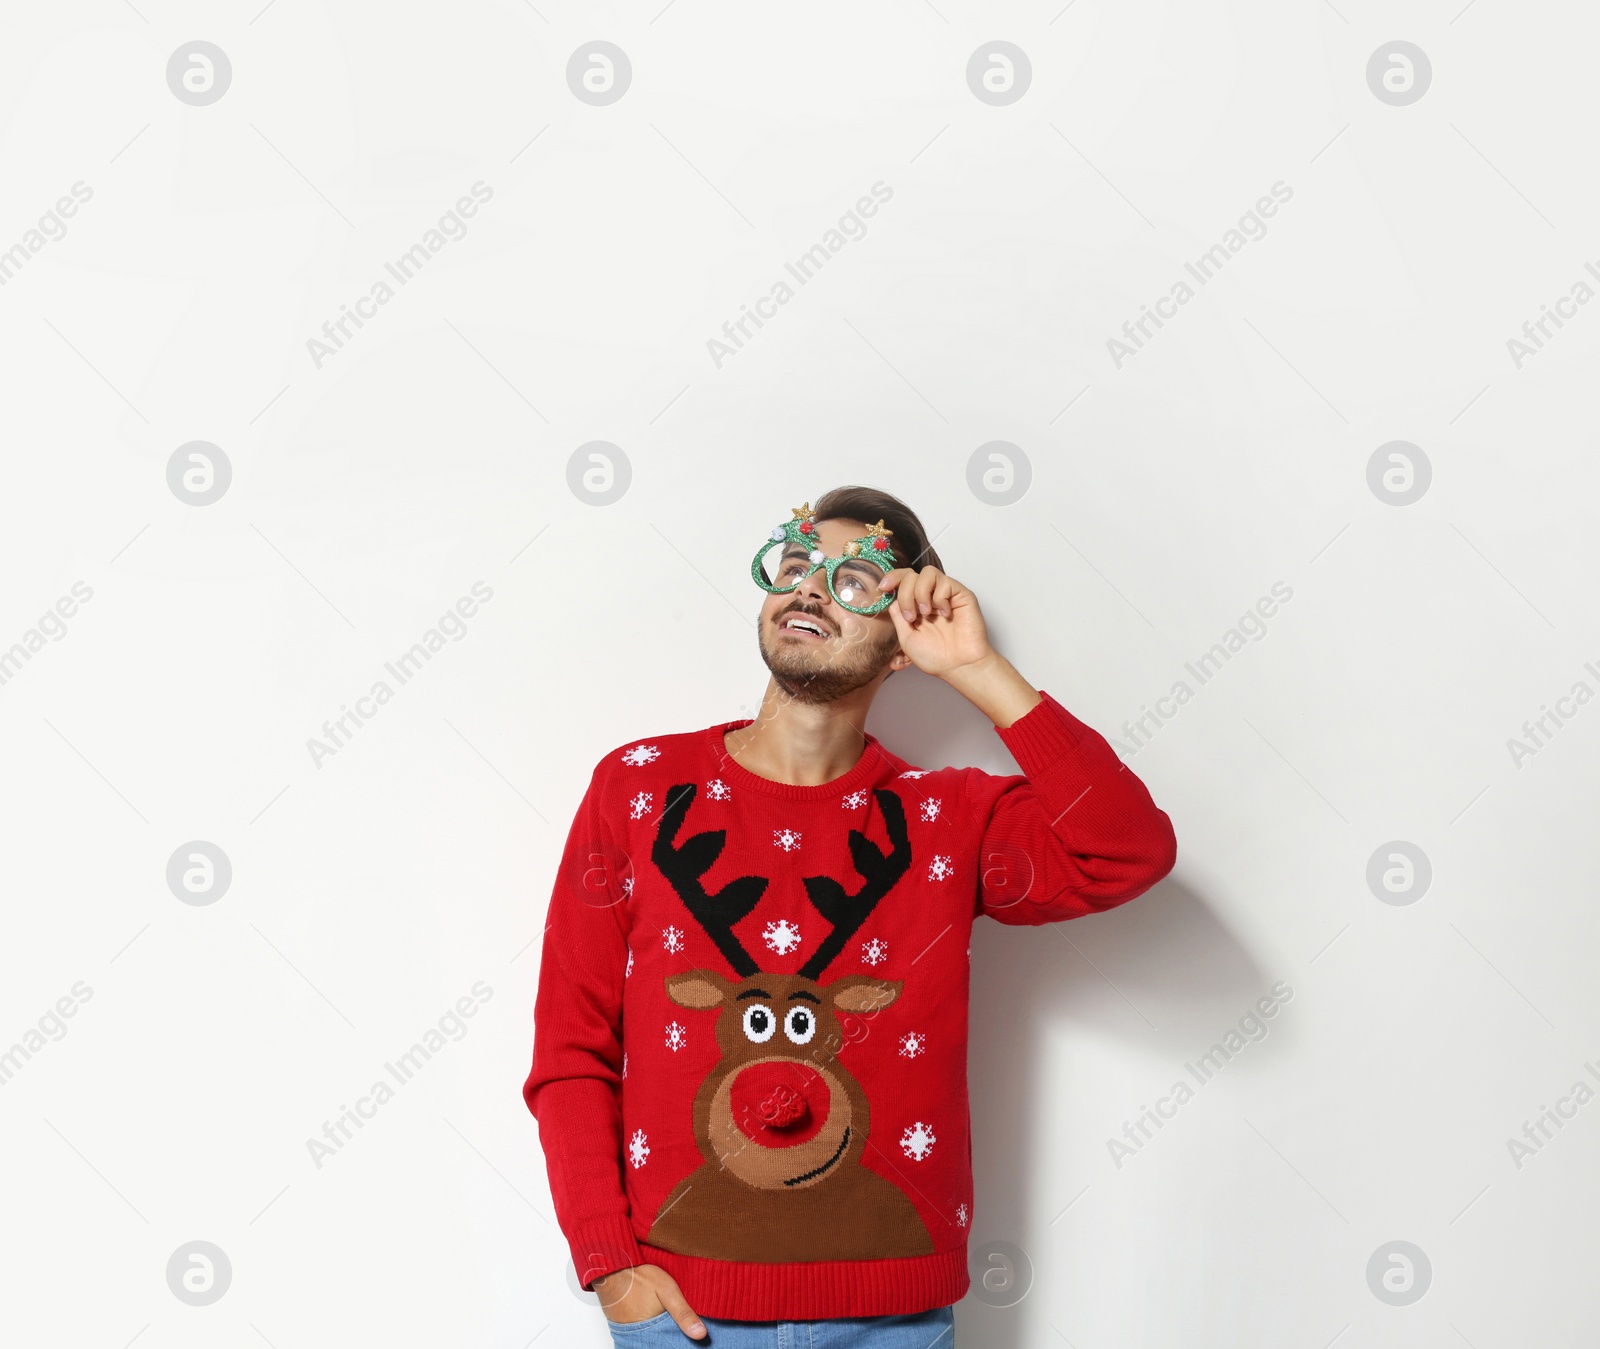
[
  {"left": 665, "top": 969, "right": 901, "bottom": 1190},
  {"left": 649, "top": 780, "right": 914, "bottom": 1194}
]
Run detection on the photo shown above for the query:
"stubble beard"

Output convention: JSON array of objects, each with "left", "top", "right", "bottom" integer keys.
[{"left": 759, "top": 615, "right": 899, "bottom": 705}]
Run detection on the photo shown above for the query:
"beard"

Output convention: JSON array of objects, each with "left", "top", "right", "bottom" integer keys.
[{"left": 759, "top": 610, "right": 900, "bottom": 704}]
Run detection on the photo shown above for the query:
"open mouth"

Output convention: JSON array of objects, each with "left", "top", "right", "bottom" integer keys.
[
  {"left": 778, "top": 615, "right": 831, "bottom": 640},
  {"left": 782, "top": 1125, "right": 851, "bottom": 1186}
]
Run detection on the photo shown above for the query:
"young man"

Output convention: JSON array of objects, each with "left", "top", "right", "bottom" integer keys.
[{"left": 524, "top": 487, "right": 1177, "bottom": 1346}]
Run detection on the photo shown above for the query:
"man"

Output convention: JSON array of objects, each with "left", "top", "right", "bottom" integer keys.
[{"left": 524, "top": 487, "right": 1177, "bottom": 1345}]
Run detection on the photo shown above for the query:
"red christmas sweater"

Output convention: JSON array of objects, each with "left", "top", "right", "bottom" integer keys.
[{"left": 523, "top": 690, "right": 1176, "bottom": 1320}]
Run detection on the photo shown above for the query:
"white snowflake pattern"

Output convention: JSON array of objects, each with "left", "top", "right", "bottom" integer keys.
[
  {"left": 861, "top": 936, "right": 889, "bottom": 967},
  {"left": 900, "top": 1121, "right": 937, "bottom": 1160},
  {"left": 898, "top": 768, "right": 931, "bottom": 779},
  {"left": 624, "top": 946, "right": 633, "bottom": 978},
  {"left": 928, "top": 855, "right": 955, "bottom": 882},
  {"left": 898, "top": 1031, "right": 927, "bottom": 1059},
  {"left": 773, "top": 827, "right": 803, "bottom": 852},
  {"left": 622, "top": 874, "right": 635, "bottom": 899},
  {"left": 841, "top": 790, "right": 869, "bottom": 810},
  {"left": 955, "top": 1202, "right": 969, "bottom": 1228},
  {"left": 705, "top": 778, "right": 732, "bottom": 801},
  {"left": 763, "top": 918, "right": 803, "bottom": 955},
  {"left": 662, "top": 925, "right": 685, "bottom": 954},
  {"left": 919, "top": 797, "right": 942, "bottom": 823},
  {"left": 665, "top": 1020, "right": 688, "bottom": 1052},
  {"left": 628, "top": 1128, "right": 650, "bottom": 1167},
  {"left": 628, "top": 790, "right": 653, "bottom": 820},
  {"left": 620, "top": 744, "right": 661, "bottom": 767}
]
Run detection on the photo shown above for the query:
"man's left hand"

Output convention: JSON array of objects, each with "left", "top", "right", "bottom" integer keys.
[{"left": 876, "top": 566, "right": 995, "bottom": 679}]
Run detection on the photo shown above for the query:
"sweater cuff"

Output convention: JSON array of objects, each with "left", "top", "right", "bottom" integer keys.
[
  {"left": 565, "top": 1213, "right": 646, "bottom": 1291},
  {"left": 993, "top": 689, "right": 1088, "bottom": 769}
]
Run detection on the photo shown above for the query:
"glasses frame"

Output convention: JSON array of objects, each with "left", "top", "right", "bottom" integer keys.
[{"left": 750, "top": 510, "right": 899, "bottom": 616}]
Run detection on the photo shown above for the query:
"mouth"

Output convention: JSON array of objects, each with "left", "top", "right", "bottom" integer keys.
[
  {"left": 783, "top": 1125, "right": 851, "bottom": 1186},
  {"left": 778, "top": 614, "right": 832, "bottom": 640}
]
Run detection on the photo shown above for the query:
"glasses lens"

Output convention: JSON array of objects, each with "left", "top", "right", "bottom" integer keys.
[
  {"left": 830, "top": 560, "right": 887, "bottom": 610},
  {"left": 761, "top": 543, "right": 812, "bottom": 590}
]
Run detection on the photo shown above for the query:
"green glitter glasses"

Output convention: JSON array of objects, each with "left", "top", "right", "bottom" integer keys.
[{"left": 751, "top": 502, "right": 900, "bottom": 616}]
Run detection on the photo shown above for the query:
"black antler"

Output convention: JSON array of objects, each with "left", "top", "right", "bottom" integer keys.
[
  {"left": 651, "top": 783, "right": 768, "bottom": 977},
  {"left": 797, "top": 788, "right": 911, "bottom": 981}
]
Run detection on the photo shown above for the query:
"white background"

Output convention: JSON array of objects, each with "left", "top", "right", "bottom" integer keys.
[{"left": 1, "top": 2, "right": 1596, "bottom": 1346}]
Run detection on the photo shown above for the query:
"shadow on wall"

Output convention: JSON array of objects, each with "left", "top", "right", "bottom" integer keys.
[
  {"left": 871, "top": 662, "right": 1274, "bottom": 1343},
  {"left": 965, "top": 876, "right": 1262, "bottom": 1343}
]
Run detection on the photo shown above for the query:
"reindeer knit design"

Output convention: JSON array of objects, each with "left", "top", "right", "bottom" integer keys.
[{"left": 524, "top": 690, "right": 1177, "bottom": 1321}]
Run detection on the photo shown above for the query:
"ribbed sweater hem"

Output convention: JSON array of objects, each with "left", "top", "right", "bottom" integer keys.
[
  {"left": 639, "top": 1242, "right": 969, "bottom": 1319},
  {"left": 995, "top": 688, "right": 1088, "bottom": 762},
  {"left": 568, "top": 1212, "right": 646, "bottom": 1291}
]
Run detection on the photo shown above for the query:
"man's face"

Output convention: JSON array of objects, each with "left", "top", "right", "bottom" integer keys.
[{"left": 756, "top": 516, "right": 905, "bottom": 704}]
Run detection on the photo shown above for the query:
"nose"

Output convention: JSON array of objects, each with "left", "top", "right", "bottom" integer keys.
[
  {"left": 794, "top": 564, "right": 831, "bottom": 607},
  {"left": 729, "top": 1060, "right": 830, "bottom": 1148}
]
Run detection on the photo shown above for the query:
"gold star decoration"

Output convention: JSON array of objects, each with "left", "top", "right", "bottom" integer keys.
[
  {"left": 863, "top": 519, "right": 893, "bottom": 538},
  {"left": 790, "top": 502, "right": 814, "bottom": 522}
]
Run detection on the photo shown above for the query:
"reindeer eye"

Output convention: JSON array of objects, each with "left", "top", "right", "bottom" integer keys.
[
  {"left": 742, "top": 1004, "right": 777, "bottom": 1043},
  {"left": 784, "top": 1007, "right": 816, "bottom": 1044}
]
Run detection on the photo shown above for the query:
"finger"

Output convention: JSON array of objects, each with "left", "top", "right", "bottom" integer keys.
[
  {"left": 913, "top": 567, "right": 939, "bottom": 618},
  {"left": 933, "top": 573, "right": 955, "bottom": 618},
  {"left": 895, "top": 568, "right": 929, "bottom": 622},
  {"left": 645, "top": 1271, "right": 706, "bottom": 1339},
  {"left": 654, "top": 1286, "right": 708, "bottom": 1340},
  {"left": 898, "top": 578, "right": 921, "bottom": 623}
]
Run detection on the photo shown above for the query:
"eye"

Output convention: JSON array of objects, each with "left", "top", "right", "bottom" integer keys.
[
  {"left": 784, "top": 1006, "right": 816, "bottom": 1044},
  {"left": 743, "top": 1003, "right": 777, "bottom": 1042}
]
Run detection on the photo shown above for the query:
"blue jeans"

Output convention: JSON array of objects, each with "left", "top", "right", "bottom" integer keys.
[{"left": 605, "top": 1305, "right": 956, "bottom": 1348}]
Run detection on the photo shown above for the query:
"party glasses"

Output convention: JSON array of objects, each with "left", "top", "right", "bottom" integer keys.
[{"left": 751, "top": 502, "right": 899, "bottom": 616}]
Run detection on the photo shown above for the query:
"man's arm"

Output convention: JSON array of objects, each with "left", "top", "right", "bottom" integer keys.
[
  {"left": 878, "top": 570, "right": 1177, "bottom": 922},
  {"left": 522, "top": 759, "right": 644, "bottom": 1289},
  {"left": 957, "top": 673, "right": 1177, "bottom": 923}
]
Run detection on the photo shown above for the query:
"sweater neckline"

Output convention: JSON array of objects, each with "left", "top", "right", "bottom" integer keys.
[{"left": 707, "top": 718, "right": 887, "bottom": 801}]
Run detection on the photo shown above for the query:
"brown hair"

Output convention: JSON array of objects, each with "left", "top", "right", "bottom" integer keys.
[{"left": 810, "top": 485, "right": 942, "bottom": 574}]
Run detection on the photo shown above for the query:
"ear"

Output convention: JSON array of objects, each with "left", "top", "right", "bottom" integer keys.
[
  {"left": 878, "top": 647, "right": 909, "bottom": 679},
  {"left": 830, "top": 976, "right": 903, "bottom": 1013},
  {"left": 665, "top": 969, "right": 734, "bottom": 1009}
]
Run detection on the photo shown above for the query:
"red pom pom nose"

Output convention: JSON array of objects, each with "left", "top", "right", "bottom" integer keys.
[
  {"left": 729, "top": 1062, "right": 829, "bottom": 1147},
  {"left": 758, "top": 1084, "right": 807, "bottom": 1127}
]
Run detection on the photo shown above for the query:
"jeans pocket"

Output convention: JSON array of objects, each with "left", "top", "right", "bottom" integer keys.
[{"left": 606, "top": 1308, "right": 676, "bottom": 1335}]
